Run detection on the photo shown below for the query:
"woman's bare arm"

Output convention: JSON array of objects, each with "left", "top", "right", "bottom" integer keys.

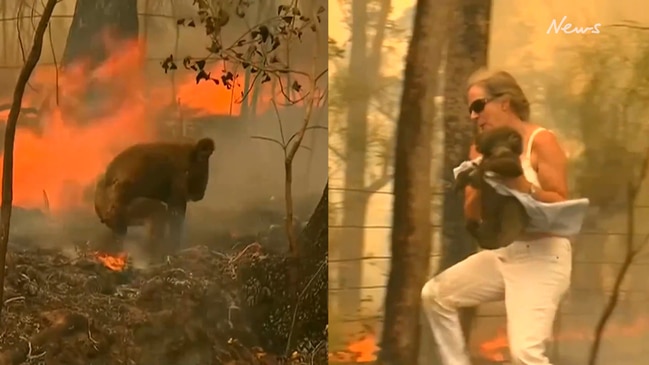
[
  {"left": 531, "top": 131, "right": 568, "bottom": 203},
  {"left": 464, "top": 144, "right": 481, "bottom": 220}
]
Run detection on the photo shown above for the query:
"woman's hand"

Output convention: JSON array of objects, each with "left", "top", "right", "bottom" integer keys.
[{"left": 499, "top": 175, "right": 533, "bottom": 193}]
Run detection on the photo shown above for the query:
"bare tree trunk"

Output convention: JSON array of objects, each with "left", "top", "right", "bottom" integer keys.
[
  {"left": 285, "top": 182, "right": 328, "bottom": 351},
  {"left": 301, "top": 183, "right": 328, "bottom": 260},
  {"left": 61, "top": 0, "right": 139, "bottom": 69},
  {"left": 1, "top": 0, "right": 7, "bottom": 64},
  {"left": 440, "top": 0, "right": 492, "bottom": 345},
  {"left": 59, "top": 0, "right": 139, "bottom": 127},
  {"left": 378, "top": 0, "right": 452, "bottom": 363},
  {"left": 336, "top": 0, "right": 369, "bottom": 318},
  {"left": 0, "top": 0, "right": 59, "bottom": 321},
  {"left": 337, "top": 0, "right": 391, "bottom": 319}
]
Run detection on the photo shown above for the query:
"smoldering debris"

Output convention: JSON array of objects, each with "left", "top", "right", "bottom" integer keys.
[{"left": 0, "top": 242, "right": 327, "bottom": 365}]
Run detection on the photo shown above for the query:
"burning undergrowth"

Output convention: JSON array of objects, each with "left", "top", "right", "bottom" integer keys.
[{"left": 0, "top": 239, "right": 327, "bottom": 365}]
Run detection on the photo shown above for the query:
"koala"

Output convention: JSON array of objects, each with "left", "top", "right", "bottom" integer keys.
[{"left": 454, "top": 126, "right": 530, "bottom": 250}]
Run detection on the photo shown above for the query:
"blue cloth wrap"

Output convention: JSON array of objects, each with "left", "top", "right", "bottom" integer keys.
[{"left": 453, "top": 158, "right": 589, "bottom": 237}]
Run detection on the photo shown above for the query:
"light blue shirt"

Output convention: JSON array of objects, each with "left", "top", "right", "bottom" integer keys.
[{"left": 453, "top": 159, "right": 590, "bottom": 237}]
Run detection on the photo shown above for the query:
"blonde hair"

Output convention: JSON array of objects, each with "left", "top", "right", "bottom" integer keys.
[{"left": 467, "top": 68, "right": 530, "bottom": 121}]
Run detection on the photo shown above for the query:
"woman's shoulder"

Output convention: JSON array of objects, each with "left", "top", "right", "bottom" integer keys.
[
  {"left": 527, "top": 122, "right": 551, "bottom": 133},
  {"left": 528, "top": 124, "right": 565, "bottom": 156},
  {"left": 528, "top": 124, "right": 556, "bottom": 142}
]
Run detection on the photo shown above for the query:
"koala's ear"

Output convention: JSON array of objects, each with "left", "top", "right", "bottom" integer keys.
[{"left": 191, "top": 138, "right": 215, "bottom": 162}]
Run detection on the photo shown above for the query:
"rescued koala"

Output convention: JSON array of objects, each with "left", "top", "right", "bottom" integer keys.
[{"left": 454, "top": 126, "right": 530, "bottom": 250}]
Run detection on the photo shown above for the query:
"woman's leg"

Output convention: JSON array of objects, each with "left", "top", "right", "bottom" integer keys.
[
  {"left": 502, "top": 238, "right": 572, "bottom": 365},
  {"left": 422, "top": 249, "right": 505, "bottom": 365}
]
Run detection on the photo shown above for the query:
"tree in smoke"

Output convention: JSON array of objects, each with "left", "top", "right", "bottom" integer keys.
[
  {"left": 439, "top": 0, "right": 492, "bottom": 345},
  {"left": 162, "top": 0, "right": 328, "bottom": 355},
  {"left": 378, "top": 0, "right": 453, "bottom": 363},
  {"left": 162, "top": 0, "right": 327, "bottom": 260},
  {"left": 62, "top": 0, "right": 139, "bottom": 68},
  {"left": 329, "top": 0, "right": 394, "bottom": 317},
  {"left": 545, "top": 26, "right": 649, "bottom": 365},
  {"left": 58, "top": 0, "right": 139, "bottom": 127}
]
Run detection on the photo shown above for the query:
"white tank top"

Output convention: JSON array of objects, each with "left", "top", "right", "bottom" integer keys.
[{"left": 520, "top": 128, "right": 546, "bottom": 186}]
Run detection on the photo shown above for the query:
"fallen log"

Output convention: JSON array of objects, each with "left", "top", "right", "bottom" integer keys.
[{"left": 0, "top": 310, "right": 88, "bottom": 365}]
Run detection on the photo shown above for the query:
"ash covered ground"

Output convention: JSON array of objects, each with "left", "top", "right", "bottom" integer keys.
[{"left": 0, "top": 192, "right": 327, "bottom": 365}]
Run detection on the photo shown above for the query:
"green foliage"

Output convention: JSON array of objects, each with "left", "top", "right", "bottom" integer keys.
[{"left": 546, "top": 27, "right": 649, "bottom": 206}]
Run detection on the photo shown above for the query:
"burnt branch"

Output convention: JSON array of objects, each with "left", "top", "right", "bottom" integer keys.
[
  {"left": 588, "top": 147, "right": 649, "bottom": 365},
  {"left": 0, "top": 104, "right": 38, "bottom": 116},
  {"left": 165, "top": 2, "right": 328, "bottom": 329},
  {"left": 0, "top": 310, "right": 88, "bottom": 365},
  {"left": 163, "top": 3, "right": 327, "bottom": 106},
  {"left": 0, "top": 0, "right": 58, "bottom": 321}
]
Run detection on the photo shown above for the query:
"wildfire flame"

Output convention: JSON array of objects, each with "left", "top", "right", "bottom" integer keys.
[
  {"left": 94, "top": 251, "right": 128, "bottom": 272},
  {"left": 329, "top": 332, "right": 379, "bottom": 363},
  {"left": 329, "top": 314, "right": 649, "bottom": 363},
  {"left": 480, "top": 328, "right": 508, "bottom": 362},
  {"left": 479, "top": 315, "right": 649, "bottom": 362},
  {"left": 0, "top": 31, "right": 280, "bottom": 214}
]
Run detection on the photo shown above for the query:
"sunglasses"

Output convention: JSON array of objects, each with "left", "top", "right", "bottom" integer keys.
[
  {"left": 468, "top": 98, "right": 492, "bottom": 115},
  {"left": 468, "top": 94, "right": 504, "bottom": 115}
]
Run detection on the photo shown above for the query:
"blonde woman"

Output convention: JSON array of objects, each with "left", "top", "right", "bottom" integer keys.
[{"left": 422, "top": 70, "right": 572, "bottom": 365}]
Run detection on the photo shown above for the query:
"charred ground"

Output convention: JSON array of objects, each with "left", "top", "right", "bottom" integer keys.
[{"left": 0, "top": 187, "right": 327, "bottom": 365}]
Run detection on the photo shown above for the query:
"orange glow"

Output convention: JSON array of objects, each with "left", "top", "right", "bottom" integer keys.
[
  {"left": 175, "top": 69, "right": 286, "bottom": 117},
  {"left": 0, "top": 37, "right": 159, "bottom": 213},
  {"left": 95, "top": 251, "right": 128, "bottom": 272},
  {"left": 479, "top": 316, "right": 649, "bottom": 362},
  {"left": 176, "top": 73, "right": 243, "bottom": 116},
  {"left": 0, "top": 32, "right": 284, "bottom": 214},
  {"left": 328, "top": 315, "right": 649, "bottom": 363},
  {"left": 329, "top": 332, "right": 379, "bottom": 363}
]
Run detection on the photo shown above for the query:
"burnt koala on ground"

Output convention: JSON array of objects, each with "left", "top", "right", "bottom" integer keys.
[
  {"left": 454, "top": 126, "right": 529, "bottom": 250},
  {"left": 94, "top": 138, "right": 215, "bottom": 255}
]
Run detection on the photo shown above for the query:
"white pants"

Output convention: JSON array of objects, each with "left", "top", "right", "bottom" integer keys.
[{"left": 421, "top": 237, "right": 572, "bottom": 365}]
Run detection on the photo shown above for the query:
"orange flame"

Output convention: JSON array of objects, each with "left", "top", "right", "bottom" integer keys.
[
  {"left": 328, "top": 315, "right": 649, "bottom": 363},
  {"left": 0, "top": 37, "right": 159, "bottom": 213},
  {"left": 329, "top": 332, "right": 379, "bottom": 363},
  {"left": 95, "top": 251, "right": 128, "bottom": 272},
  {"left": 177, "top": 74, "right": 244, "bottom": 116},
  {"left": 479, "top": 315, "right": 649, "bottom": 362},
  {"left": 0, "top": 32, "right": 279, "bottom": 214}
]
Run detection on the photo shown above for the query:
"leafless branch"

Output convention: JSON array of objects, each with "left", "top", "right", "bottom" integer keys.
[
  {"left": 588, "top": 147, "right": 649, "bottom": 365},
  {"left": 328, "top": 143, "right": 345, "bottom": 161},
  {"left": 0, "top": 0, "right": 58, "bottom": 321},
  {"left": 250, "top": 135, "right": 284, "bottom": 150},
  {"left": 0, "top": 310, "right": 88, "bottom": 365},
  {"left": 608, "top": 23, "right": 649, "bottom": 31},
  {"left": 235, "top": 70, "right": 261, "bottom": 104},
  {"left": 45, "top": 0, "right": 58, "bottom": 106}
]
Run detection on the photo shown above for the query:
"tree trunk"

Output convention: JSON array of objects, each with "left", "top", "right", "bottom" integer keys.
[
  {"left": 378, "top": 0, "right": 451, "bottom": 363},
  {"left": 61, "top": 0, "right": 139, "bottom": 69},
  {"left": 336, "top": 0, "right": 390, "bottom": 318},
  {"left": 440, "top": 0, "right": 492, "bottom": 345},
  {"left": 59, "top": 0, "right": 139, "bottom": 127},
  {"left": 300, "top": 183, "right": 328, "bottom": 260},
  {"left": 286, "top": 182, "right": 327, "bottom": 351},
  {"left": 0, "top": 0, "right": 59, "bottom": 321}
]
